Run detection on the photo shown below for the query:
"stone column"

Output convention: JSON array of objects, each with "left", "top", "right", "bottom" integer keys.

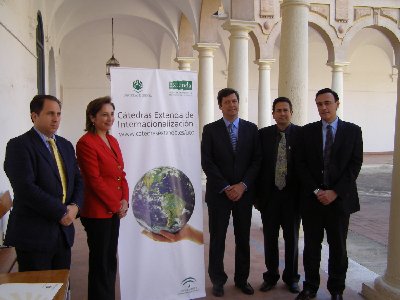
[
  {"left": 193, "top": 43, "right": 219, "bottom": 137},
  {"left": 255, "top": 59, "right": 275, "bottom": 128},
  {"left": 278, "top": 0, "right": 309, "bottom": 125},
  {"left": 362, "top": 66, "right": 400, "bottom": 299},
  {"left": 222, "top": 20, "right": 257, "bottom": 120},
  {"left": 327, "top": 61, "right": 349, "bottom": 119},
  {"left": 174, "top": 57, "right": 196, "bottom": 71}
]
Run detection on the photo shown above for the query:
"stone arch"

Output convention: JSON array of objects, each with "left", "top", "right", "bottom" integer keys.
[
  {"left": 249, "top": 30, "right": 261, "bottom": 61},
  {"left": 177, "top": 14, "right": 195, "bottom": 57},
  {"left": 199, "top": 0, "right": 220, "bottom": 43},
  {"left": 263, "top": 20, "right": 281, "bottom": 59},
  {"left": 342, "top": 18, "right": 400, "bottom": 66},
  {"left": 308, "top": 14, "right": 340, "bottom": 63}
]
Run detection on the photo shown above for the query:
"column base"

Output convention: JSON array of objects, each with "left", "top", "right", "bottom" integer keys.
[{"left": 362, "top": 277, "right": 400, "bottom": 300}]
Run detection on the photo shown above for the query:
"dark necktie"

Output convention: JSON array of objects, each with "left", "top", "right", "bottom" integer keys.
[
  {"left": 275, "top": 131, "right": 287, "bottom": 190},
  {"left": 323, "top": 124, "right": 333, "bottom": 186},
  {"left": 228, "top": 123, "right": 237, "bottom": 152}
]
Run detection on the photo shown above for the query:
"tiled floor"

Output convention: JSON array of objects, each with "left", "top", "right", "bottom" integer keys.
[{"left": 70, "top": 154, "right": 392, "bottom": 299}]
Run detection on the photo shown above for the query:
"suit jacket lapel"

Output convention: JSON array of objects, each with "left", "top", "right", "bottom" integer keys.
[
  {"left": 316, "top": 121, "right": 324, "bottom": 165},
  {"left": 218, "top": 118, "right": 235, "bottom": 155},
  {"left": 237, "top": 119, "right": 246, "bottom": 155},
  {"left": 94, "top": 134, "right": 118, "bottom": 162},
  {"left": 331, "top": 118, "right": 344, "bottom": 157},
  {"left": 29, "top": 129, "right": 61, "bottom": 181}
]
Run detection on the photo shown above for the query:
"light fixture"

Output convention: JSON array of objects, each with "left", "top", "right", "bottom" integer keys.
[
  {"left": 106, "top": 18, "right": 120, "bottom": 80},
  {"left": 212, "top": 1, "right": 228, "bottom": 20}
]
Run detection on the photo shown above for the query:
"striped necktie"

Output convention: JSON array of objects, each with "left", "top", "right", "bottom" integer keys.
[
  {"left": 48, "top": 138, "right": 67, "bottom": 203},
  {"left": 275, "top": 131, "right": 287, "bottom": 190},
  {"left": 228, "top": 123, "right": 237, "bottom": 152}
]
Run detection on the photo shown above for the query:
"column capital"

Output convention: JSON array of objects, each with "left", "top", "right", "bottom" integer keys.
[
  {"left": 254, "top": 59, "right": 276, "bottom": 70},
  {"left": 174, "top": 57, "right": 195, "bottom": 63},
  {"left": 280, "top": 0, "right": 310, "bottom": 9},
  {"left": 222, "top": 20, "right": 258, "bottom": 33},
  {"left": 193, "top": 43, "right": 220, "bottom": 53},
  {"left": 174, "top": 57, "right": 196, "bottom": 71},
  {"left": 327, "top": 61, "right": 350, "bottom": 71}
]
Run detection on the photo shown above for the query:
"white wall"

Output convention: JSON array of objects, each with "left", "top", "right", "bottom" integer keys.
[
  {"left": 0, "top": 3, "right": 39, "bottom": 193},
  {"left": 60, "top": 20, "right": 159, "bottom": 145}
]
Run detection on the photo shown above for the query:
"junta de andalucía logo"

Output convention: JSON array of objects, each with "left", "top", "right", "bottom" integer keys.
[{"left": 132, "top": 80, "right": 143, "bottom": 93}]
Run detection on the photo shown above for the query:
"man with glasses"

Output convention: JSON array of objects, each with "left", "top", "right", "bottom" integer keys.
[{"left": 295, "top": 88, "right": 363, "bottom": 300}]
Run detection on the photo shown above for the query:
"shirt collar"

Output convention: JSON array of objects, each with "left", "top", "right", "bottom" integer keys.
[
  {"left": 276, "top": 123, "right": 291, "bottom": 135},
  {"left": 33, "top": 126, "right": 56, "bottom": 144},
  {"left": 322, "top": 117, "right": 339, "bottom": 130},
  {"left": 223, "top": 117, "right": 239, "bottom": 128}
]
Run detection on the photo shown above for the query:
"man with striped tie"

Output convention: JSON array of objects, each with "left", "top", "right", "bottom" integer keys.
[
  {"left": 4, "top": 95, "right": 83, "bottom": 271},
  {"left": 296, "top": 88, "right": 363, "bottom": 300},
  {"left": 201, "top": 88, "right": 261, "bottom": 297}
]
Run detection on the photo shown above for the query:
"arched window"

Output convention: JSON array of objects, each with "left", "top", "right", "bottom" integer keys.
[{"left": 36, "top": 12, "right": 45, "bottom": 94}]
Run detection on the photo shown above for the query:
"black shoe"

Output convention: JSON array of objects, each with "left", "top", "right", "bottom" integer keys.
[
  {"left": 287, "top": 282, "right": 300, "bottom": 294},
  {"left": 295, "top": 289, "right": 317, "bottom": 300},
  {"left": 235, "top": 282, "right": 254, "bottom": 295},
  {"left": 331, "top": 293, "right": 343, "bottom": 300},
  {"left": 259, "top": 280, "right": 276, "bottom": 292},
  {"left": 212, "top": 284, "right": 224, "bottom": 297}
]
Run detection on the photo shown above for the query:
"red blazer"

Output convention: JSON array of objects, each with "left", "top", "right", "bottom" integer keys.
[{"left": 76, "top": 132, "right": 129, "bottom": 218}]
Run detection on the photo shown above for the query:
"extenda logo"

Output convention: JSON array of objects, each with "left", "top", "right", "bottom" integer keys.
[{"left": 169, "top": 80, "right": 192, "bottom": 91}]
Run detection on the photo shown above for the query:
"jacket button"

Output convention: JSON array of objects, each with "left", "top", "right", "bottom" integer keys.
[
  {"left": 117, "top": 177, "right": 121, "bottom": 181},
  {"left": 117, "top": 186, "right": 121, "bottom": 190}
]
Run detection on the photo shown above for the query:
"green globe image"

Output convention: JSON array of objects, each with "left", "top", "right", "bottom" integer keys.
[{"left": 132, "top": 166, "right": 195, "bottom": 234}]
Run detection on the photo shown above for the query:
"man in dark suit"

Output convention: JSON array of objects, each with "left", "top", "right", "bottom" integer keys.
[
  {"left": 295, "top": 88, "right": 363, "bottom": 300},
  {"left": 4, "top": 95, "right": 83, "bottom": 271},
  {"left": 201, "top": 88, "right": 261, "bottom": 297},
  {"left": 256, "top": 97, "right": 301, "bottom": 294}
]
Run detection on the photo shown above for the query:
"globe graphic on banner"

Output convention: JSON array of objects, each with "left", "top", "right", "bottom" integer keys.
[{"left": 132, "top": 166, "right": 195, "bottom": 234}]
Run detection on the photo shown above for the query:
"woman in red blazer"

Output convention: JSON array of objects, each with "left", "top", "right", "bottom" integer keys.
[{"left": 76, "top": 96, "right": 129, "bottom": 300}]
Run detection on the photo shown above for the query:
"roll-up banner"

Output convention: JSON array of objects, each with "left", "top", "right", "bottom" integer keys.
[{"left": 111, "top": 68, "right": 205, "bottom": 300}]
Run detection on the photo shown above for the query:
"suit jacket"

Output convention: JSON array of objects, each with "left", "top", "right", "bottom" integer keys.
[
  {"left": 201, "top": 118, "right": 261, "bottom": 204},
  {"left": 256, "top": 124, "right": 301, "bottom": 211},
  {"left": 76, "top": 132, "right": 129, "bottom": 218},
  {"left": 4, "top": 128, "right": 83, "bottom": 251},
  {"left": 297, "top": 119, "right": 363, "bottom": 215}
]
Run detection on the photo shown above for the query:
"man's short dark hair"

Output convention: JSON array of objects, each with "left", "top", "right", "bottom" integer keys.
[
  {"left": 315, "top": 88, "right": 339, "bottom": 102},
  {"left": 30, "top": 95, "right": 61, "bottom": 115},
  {"left": 217, "top": 88, "right": 240, "bottom": 106},
  {"left": 85, "top": 96, "right": 115, "bottom": 133},
  {"left": 272, "top": 97, "right": 293, "bottom": 112}
]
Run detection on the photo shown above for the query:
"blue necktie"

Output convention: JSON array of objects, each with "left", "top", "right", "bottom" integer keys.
[
  {"left": 228, "top": 123, "right": 237, "bottom": 152},
  {"left": 323, "top": 124, "right": 333, "bottom": 186}
]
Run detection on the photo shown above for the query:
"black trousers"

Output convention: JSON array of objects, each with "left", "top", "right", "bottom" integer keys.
[
  {"left": 16, "top": 228, "right": 71, "bottom": 272},
  {"left": 207, "top": 197, "right": 252, "bottom": 286},
  {"left": 81, "top": 215, "right": 120, "bottom": 300},
  {"left": 260, "top": 188, "right": 300, "bottom": 284},
  {"left": 302, "top": 204, "right": 350, "bottom": 295}
]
